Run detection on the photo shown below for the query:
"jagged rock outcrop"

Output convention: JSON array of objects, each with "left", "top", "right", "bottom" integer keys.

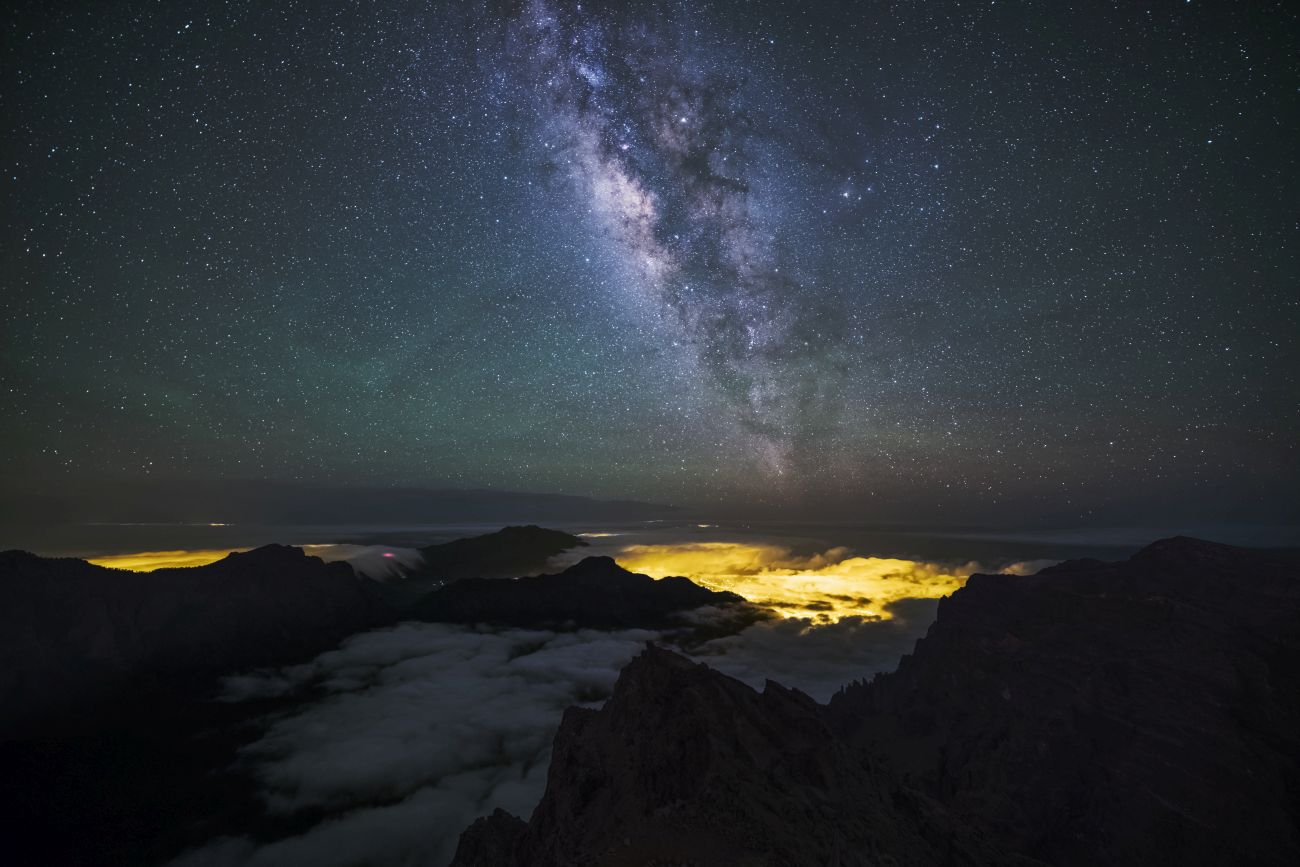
[
  {"left": 451, "top": 644, "right": 1012, "bottom": 867},
  {"left": 0, "top": 545, "right": 396, "bottom": 738},
  {"left": 414, "top": 555, "right": 758, "bottom": 630},
  {"left": 403, "top": 524, "right": 587, "bottom": 581},
  {"left": 450, "top": 809, "right": 528, "bottom": 867},
  {"left": 452, "top": 538, "right": 1300, "bottom": 866}
]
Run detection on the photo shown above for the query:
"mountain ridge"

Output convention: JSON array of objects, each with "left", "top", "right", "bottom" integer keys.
[
  {"left": 0, "top": 544, "right": 397, "bottom": 739},
  {"left": 451, "top": 537, "right": 1300, "bottom": 866},
  {"left": 414, "top": 554, "right": 763, "bottom": 630}
]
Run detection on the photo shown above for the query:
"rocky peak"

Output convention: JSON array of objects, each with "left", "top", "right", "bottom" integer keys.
[
  {"left": 456, "top": 643, "right": 1004, "bottom": 866},
  {"left": 451, "top": 539, "right": 1300, "bottom": 866}
]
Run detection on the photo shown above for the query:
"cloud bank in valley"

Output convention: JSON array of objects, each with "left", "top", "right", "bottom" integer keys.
[
  {"left": 170, "top": 538, "right": 1055, "bottom": 867},
  {"left": 168, "top": 607, "right": 948, "bottom": 865},
  {"left": 686, "top": 596, "right": 941, "bottom": 703},
  {"left": 172, "top": 624, "right": 658, "bottom": 867}
]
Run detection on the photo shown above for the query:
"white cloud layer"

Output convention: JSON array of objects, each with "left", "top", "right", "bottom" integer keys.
[
  {"left": 684, "top": 597, "right": 942, "bottom": 702},
  {"left": 172, "top": 544, "right": 1048, "bottom": 867},
  {"left": 173, "top": 624, "right": 658, "bottom": 867}
]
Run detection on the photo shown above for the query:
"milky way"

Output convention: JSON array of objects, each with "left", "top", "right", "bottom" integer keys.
[
  {"left": 2, "top": 0, "right": 1296, "bottom": 521},
  {"left": 498, "top": 0, "right": 843, "bottom": 475}
]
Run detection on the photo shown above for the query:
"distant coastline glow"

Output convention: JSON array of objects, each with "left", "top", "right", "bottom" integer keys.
[
  {"left": 87, "top": 549, "right": 248, "bottom": 571},
  {"left": 614, "top": 541, "right": 1043, "bottom": 622}
]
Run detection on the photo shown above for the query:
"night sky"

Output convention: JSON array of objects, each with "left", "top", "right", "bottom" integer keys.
[{"left": 3, "top": 0, "right": 1297, "bottom": 523}]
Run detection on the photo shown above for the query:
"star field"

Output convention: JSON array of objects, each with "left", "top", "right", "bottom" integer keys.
[{"left": 2, "top": 0, "right": 1296, "bottom": 522}]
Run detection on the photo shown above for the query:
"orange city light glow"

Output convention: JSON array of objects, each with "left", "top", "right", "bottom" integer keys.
[
  {"left": 87, "top": 549, "right": 248, "bottom": 571},
  {"left": 614, "top": 541, "right": 978, "bottom": 622}
]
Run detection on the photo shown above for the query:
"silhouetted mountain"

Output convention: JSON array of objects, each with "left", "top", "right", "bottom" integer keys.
[
  {"left": 404, "top": 524, "right": 587, "bottom": 581},
  {"left": 452, "top": 537, "right": 1300, "bottom": 866},
  {"left": 414, "top": 555, "right": 756, "bottom": 629},
  {"left": 827, "top": 535, "right": 1300, "bottom": 866},
  {"left": 451, "top": 643, "right": 1008, "bottom": 867},
  {"left": 0, "top": 545, "right": 396, "bottom": 739}
]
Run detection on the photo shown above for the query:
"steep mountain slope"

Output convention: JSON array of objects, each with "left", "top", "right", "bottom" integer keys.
[
  {"left": 0, "top": 545, "right": 396, "bottom": 738},
  {"left": 452, "top": 538, "right": 1300, "bottom": 866},
  {"left": 827, "top": 536, "right": 1300, "bottom": 866},
  {"left": 453, "top": 644, "right": 1014, "bottom": 866}
]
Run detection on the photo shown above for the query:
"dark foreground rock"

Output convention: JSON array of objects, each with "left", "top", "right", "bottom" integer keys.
[
  {"left": 451, "top": 644, "right": 1013, "bottom": 867},
  {"left": 414, "top": 555, "right": 758, "bottom": 630},
  {"left": 452, "top": 537, "right": 1300, "bottom": 866},
  {"left": 827, "top": 535, "right": 1300, "bottom": 866},
  {"left": 404, "top": 524, "right": 587, "bottom": 581},
  {"left": 0, "top": 544, "right": 396, "bottom": 739}
]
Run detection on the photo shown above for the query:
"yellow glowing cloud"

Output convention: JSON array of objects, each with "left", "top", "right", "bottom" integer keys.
[
  {"left": 615, "top": 541, "right": 981, "bottom": 622},
  {"left": 87, "top": 549, "right": 248, "bottom": 571}
]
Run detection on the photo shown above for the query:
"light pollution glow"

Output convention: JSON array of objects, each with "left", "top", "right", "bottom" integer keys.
[
  {"left": 85, "top": 541, "right": 1046, "bottom": 623},
  {"left": 87, "top": 548, "right": 249, "bottom": 571},
  {"left": 613, "top": 541, "right": 1037, "bottom": 622},
  {"left": 86, "top": 545, "right": 418, "bottom": 579}
]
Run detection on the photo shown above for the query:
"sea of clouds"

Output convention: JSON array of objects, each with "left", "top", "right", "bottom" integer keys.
[
  {"left": 169, "top": 611, "right": 946, "bottom": 866},
  {"left": 170, "top": 540, "right": 1052, "bottom": 867},
  {"left": 171, "top": 624, "right": 657, "bottom": 867}
]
